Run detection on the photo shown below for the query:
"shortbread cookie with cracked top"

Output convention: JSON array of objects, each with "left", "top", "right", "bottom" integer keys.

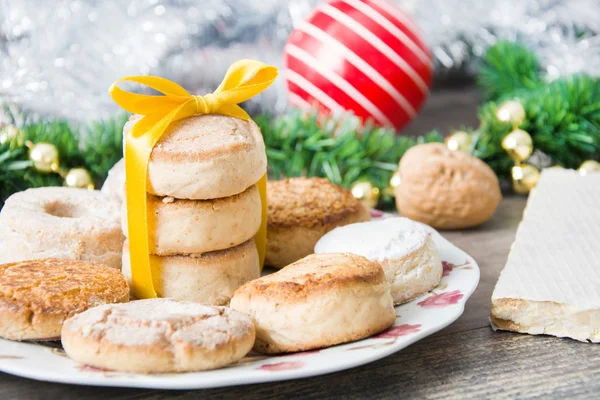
[{"left": 61, "top": 299, "right": 255, "bottom": 373}]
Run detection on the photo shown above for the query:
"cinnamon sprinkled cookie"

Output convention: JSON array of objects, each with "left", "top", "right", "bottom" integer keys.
[
  {"left": 0, "top": 259, "right": 129, "bottom": 341},
  {"left": 265, "top": 178, "right": 370, "bottom": 268}
]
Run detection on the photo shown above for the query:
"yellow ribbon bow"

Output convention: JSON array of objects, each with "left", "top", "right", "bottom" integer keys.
[{"left": 109, "top": 60, "right": 278, "bottom": 299}]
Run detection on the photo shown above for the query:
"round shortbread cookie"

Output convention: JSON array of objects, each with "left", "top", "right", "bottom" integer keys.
[
  {"left": 315, "top": 217, "right": 443, "bottom": 304},
  {"left": 122, "top": 239, "right": 260, "bottom": 305},
  {"left": 0, "top": 259, "right": 129, "bottom": 341},
  {"left": 0, "top": 187, "right": 124, "bottom": 269},
  {"left": 230, "top": 252, "right": 395, "bottom": 354},
  {"left": 61, "top": 299, "right": 255, "bottom": 373},
  {"left": 265, "top": 178, "right": 371, "bottom": 269},
  {"left": 122, "top": 185, "right": 261, "bottom": 256},
  {"left": 124, "top": 114, "right": 266, "bottom": 200}
]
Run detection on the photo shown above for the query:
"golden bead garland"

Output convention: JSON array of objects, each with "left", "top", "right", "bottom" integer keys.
[
  {"left": 495, "top": 100, "right": 526, "bottom": 127},
  {"left": 442, "top": 101, "right": 599, "bottom": 194},
  {"left": 11, "top": 133, "right": 96, "bottom": 190},
  {"left": 578, "top": 160, "right": 600, "bottom": 176},
  {"left": 445, "top": 130, "right": 472, "bottom": 153},
  {"left": 350, "top": 180, "right": 380, "bottom": 209}
]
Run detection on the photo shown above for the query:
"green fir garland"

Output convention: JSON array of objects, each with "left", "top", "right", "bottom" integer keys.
[{"left": 1, "top": 41, "right": 599, "bottom": 207}]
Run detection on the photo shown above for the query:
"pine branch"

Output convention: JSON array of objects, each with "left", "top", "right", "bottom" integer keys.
[
  {"left": 80, "top": 114, "right": 128, "bottom": 182},
  {"left": 522, "top": 74, "right": 600, "bottom": 167},
  {"left": 477, "top": 41, "right": 543, "bottom": 101},
  {"left": 257, "top": 110, "right": 442, "bottom": 208},
  {"left": 0, "top": 115, "right": 127, "bottom": 205}
]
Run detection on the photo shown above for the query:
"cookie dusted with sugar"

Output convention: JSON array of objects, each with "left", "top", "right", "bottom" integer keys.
[
  {"left": 122, "top": 185, "right": 262, "bottom": 256},
  {"left": 61, "top": 299, "right": 255, "bottom": 373},
  {"left": 0, "top": 187, "right": 124, "bottom": 269},
  {"left": 315, "top": 217, "right": 442, "bottom": 304},
  {"left": 265, "top": 178, "right": 371, "bottom": 268},
  {"left": 0, "top": 259, "right": 129, "bottom": 341},
  {"left": 124, "top": 114, "right": 267, "bottom": 200},
  {"left": 230, "top": 252, "right": 395, "bottom": 354},
  {"left": 122, "top": 239, "right": 260, "bottom": 306}
]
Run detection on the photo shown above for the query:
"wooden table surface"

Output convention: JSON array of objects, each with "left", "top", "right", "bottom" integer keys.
[{"left": 3, "top": 88, "right": 599, "bottom": 399}]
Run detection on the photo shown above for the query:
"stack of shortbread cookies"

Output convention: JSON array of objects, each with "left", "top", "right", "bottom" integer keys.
[{"left": 122, "top": 114, "right": 265, "bottom": 305}]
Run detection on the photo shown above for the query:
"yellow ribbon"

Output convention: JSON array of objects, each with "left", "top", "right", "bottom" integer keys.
[{"left": 109, "top": 60, "right": 278, "bottom": 299}]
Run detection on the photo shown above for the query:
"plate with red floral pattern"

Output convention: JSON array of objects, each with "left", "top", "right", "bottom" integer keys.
[{"left": 0, "top": 212, "right": 479, "bottom": 389}]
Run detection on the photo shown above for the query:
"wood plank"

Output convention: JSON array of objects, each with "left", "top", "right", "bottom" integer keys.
[{"left": 433, "top": 196, "right": 526, "bottom": 334}]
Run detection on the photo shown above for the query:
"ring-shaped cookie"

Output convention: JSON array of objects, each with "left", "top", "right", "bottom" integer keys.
[{"left": 0, "top": 187, "right": 124, "bottom": 269}]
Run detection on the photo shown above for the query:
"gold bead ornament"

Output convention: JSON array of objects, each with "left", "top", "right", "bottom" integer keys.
[
  {"left": 383, "top": 170, "right": 401, "bottom": 196},
  {"left": 28, "top": 142, "right": 60, "bottom": 173},
  {"left": 389, "top": 170, "right": 401, "bottom": 189},
  {"left": 578, "top": 160, "right": 600, "bottom": 175},
  {"left": 0, "top": 125, "right": 20, "bottom": 145},
  {"left": 65, "top": 168, "right": 95, "bottom": 190},
  {"left": 511, "top": 163, "right": 540, "bottom": 194},
  {"left": 445, "top": 131, "right": 472, "bottom": 153},
  {"left": 496, "top": 100, "right": 526, "bottom": 127},
  {"left": 350, "top": 181, "right": 380, "bottom": 209},
  {"left": 502, "top": 129, "right": 533, "bottom": 162}
]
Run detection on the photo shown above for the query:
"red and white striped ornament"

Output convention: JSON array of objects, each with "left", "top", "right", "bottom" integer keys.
[{"left": 284, "top": 0, "right": 433, "bottom": 131}]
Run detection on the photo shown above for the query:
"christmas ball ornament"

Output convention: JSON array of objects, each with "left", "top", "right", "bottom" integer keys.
[
  {"left": 284, "top": 0, "right": 433, "bottom": 131},
  {"left": 578, "top": 160, "right": 600, "bottom": 175},
  {"left": 65, "top": 168, "right": 95, "bottom": 190},
  {"left": 511, "top": 163, "right": 540, "bottom": 194},
  {"left": 0, "top": 125, "right": 20, "bottom": 145},
  {"left": 496, "top": 100, "right": 526, "bottom": 127},
  {"left": 383, "top": 170, "right": 401, "bottom": 196},
  {"left": 350, "top": 180, "right": 380, "bottom": 209},
  {"left": 29, "top": 142, "right": 59, "bottom": 173},
  {"left": 445, "top": 131, "right": 472, "bottom": 153},
  {"left": 389, "top": 170, "right": 401, "bottom": 189},
  {"left": 502, "top": 129, "right": 533, "bottom": 162}
]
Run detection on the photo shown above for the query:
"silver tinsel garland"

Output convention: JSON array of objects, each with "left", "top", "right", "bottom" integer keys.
[{"left": 0, "top": 0, "right": 598, "bottom": 122}]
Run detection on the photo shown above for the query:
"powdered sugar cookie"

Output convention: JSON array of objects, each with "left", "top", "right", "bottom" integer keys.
[
  {"left": 122, "top": 185, "right": 261, "bottom": 256},
  {"left": 122, "top": 239, "right": 260, "bottom": 305},
  {"left": 124, "top": 114, "right": 266, "bottom": 200},
  {"left": 0, "top": 187, "right": 124, "bottom": 269},
  {"left": 315, "top": 217, "right": 442, "bottom": 304},
  {"left": 61, "top": 299, "right": 255, "bottom": 373}
]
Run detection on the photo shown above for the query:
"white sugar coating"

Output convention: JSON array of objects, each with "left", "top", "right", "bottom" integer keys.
[
  {"left": 314, "top": 217, "right": 429, "bottom": 262},
  {"left": 64, "top": 298, "right": 253, "bottom": 348}
]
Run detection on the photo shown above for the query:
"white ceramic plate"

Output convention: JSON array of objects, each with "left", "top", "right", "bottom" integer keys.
[{"left": 0, "top": 213, "right": 479, "bottom": 390}]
